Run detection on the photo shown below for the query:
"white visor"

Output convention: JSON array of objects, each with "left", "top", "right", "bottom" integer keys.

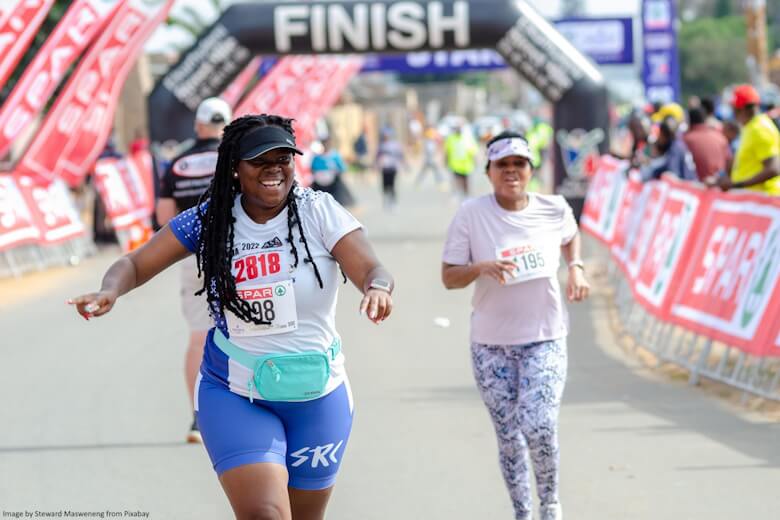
[{"left": 487, "top": 138, "right": 533, "bottom": 162}]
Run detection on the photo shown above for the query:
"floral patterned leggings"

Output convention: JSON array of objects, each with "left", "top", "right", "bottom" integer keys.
[{"left": 470, "top": 339, "right": 568, "bottom": 520}]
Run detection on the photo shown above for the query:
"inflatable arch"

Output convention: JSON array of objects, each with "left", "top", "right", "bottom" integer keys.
[{"left": 149, "top": 0, "right": 610, "bottom": 200}]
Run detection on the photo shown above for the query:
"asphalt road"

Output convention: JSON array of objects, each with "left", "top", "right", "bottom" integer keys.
[{"left": 1, "top": 173, "right": 778, "bottom": 519}]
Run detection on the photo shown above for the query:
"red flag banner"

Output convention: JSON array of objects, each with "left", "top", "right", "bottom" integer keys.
[
  {"left": 0, "top": 0, "right": 56, "bottom": 91},
  {"left": 0, "top": 174, "right": 40, "bottom": 250},
  {"left": 220, "top": 56, "right": 261, "bottom": 108},
  {"left": 631, "top": 178, "right": 707, "bottom": 318},
  {"left": 92, "top": 149, "right": 155, "bottom": 229},
  {"left": 609, "top": 171, "right": 644, "bottom": 274},
  {"left": 667, "top": 193, "right": 780, "bottom": 356},
  {"left": 15, "top": 0, "right": 173, "bottom": 188},
  {"left": 580, "top": 156, "right": 628, "bottom": 245},
  {"left": 0, "top": 0, "right": 120, "bottom": 159},
  {"left": 16, "top": 176, "right": 85, "bottom": 244}
]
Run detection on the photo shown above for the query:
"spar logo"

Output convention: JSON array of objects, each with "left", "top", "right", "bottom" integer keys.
[
  {"left": 237, "top": 287, "right": 274, "bottom": 300},
  {"left": 634, "top": 189, "right": 698, "bottom": 308},
  {"left": 672, "top": 201, "right": 780, "bottom": 339}
]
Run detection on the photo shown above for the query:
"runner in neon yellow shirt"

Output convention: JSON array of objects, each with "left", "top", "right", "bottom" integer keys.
[
  {"left": 445, "top": 124, "right": 479, "bottom": 197},
  {"left": 711, "top": 85, "right": 780, "bottom": 195}
]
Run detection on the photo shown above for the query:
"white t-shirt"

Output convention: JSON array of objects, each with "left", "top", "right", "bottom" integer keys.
[
  {"left": 171, "top": 188, "right": 362, "bottom": 399},
  {"left": 442, "top": 193, "right": 578, "bottom": 345}
]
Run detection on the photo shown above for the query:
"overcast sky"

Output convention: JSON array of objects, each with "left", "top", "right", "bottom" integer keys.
[{"left": 143, "top": 0, "right": 642, "bottom": 54}]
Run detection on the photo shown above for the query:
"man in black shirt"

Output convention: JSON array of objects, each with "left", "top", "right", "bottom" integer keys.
[{"left": 156, "top": 97, "right": 231, "bottom": 443}]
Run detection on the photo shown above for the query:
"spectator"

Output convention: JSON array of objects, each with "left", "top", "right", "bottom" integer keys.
[
  {"left": 701, "top": 97, "right": 723, "bottom": 131},
  {"left": 722, "top": 120, "right": 741, "bottom": 157},
  {"left": 640, "top": 117, "right": 697, "bottom": 182},
  {"left": 683, "top": 107, "right": 731, "bottom": 181},
  {"left": 709, "top": 85, "right": 780, "bottom": 195}
]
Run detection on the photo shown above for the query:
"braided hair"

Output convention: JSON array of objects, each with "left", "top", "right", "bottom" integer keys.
[{"left": 194, "top": 114, "right": 324, "bottom": 325}]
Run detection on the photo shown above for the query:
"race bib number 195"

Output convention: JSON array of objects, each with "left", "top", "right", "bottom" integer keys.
[
  {"left": 497, "top": 241, "right": 558, "bottom": 285},
  {"left": 225, "top": 280, "right": 298, "bottom": 337}
]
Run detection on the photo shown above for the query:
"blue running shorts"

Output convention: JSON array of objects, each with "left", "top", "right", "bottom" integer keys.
[{"left": 195, "top": 373, "right": 354, "bottom": 490}]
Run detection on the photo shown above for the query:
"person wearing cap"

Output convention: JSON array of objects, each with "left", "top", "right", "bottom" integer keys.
[
  {"left": 709, "top": 84, "right": 780, "bottom": 195},
  {"left": 69, "top": 114, "right": 394, "bottom": 519},
  {"left": 441, "top": 131, "right": 589, "bottom": 520},
  {"left": 156, "top": 96, "right": 233, "bottom": 443},
  {"left": 651, "top": 102, "right": 685, "bottom": 126}
]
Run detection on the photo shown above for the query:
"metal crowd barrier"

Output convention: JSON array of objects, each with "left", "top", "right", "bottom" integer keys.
[
  {"left": 0, "top": 236, "right": 96, "bottom": 279},
  {"left": 595, "top": 239, "right": 780, "bottom": 403}
]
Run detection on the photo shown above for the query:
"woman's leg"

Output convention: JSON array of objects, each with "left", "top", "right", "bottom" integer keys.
[
  {"left": 515, "top": 338, "right": 568, "bottom": 511},
  {"left": 288, "top": 487, "right": 334, "bottom": 520},
  {"left": 471, "top": 343, "right": 533, "bottom": 520},
  {"left": 220, "top": 464, "right": 292, "bottom": 520},
  {"left": 276, "top": 381, "right": 355, "bottom": 519},
  {"left": 197, "top": 377, "right": 291, "bottom": 519}
]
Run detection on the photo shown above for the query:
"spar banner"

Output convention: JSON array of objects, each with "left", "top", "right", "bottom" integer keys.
[
  {"left": 614, "top": 180, "right": 668, "bottom": 282},
  {"left": 220, "top": 56, "right": 262, "bottom": 108},
  {"left": 15, "top": 0, "right": 173, "bottom": 188},
  {"left": 609, "top": 170, "right": 644, "bottom": 273},
  {"left": 631, "top": 178, "right": 706, "bottom": 318},
  {"left": 0, "top": 174, "right": 40, "bottom": 250},
  {"left": 93, "top": 151, "right": 155, "bottom": 230},
  {"left": 668, "top": 193, "right": 780, "bottom": 356},
  {"left": 580, "top": 156, "right": 628, "bottom": 245},
  {"left": 0, "top": 0, "right": 56, "bottom": 91},
  {"left": 15, "top": 176, "right": 85, "bottom": 244},
  {"left": 0, "top": 0, "right": 120, "bottom": 160}
]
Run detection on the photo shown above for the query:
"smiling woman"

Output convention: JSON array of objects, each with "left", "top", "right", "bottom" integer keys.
[{"left": 68, "top": 113, "right": 395, "bottom": 520}]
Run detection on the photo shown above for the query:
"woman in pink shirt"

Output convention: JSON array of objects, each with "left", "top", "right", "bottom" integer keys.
[{"left": 441, "top": 131, "right": 590, "bottom": 520}]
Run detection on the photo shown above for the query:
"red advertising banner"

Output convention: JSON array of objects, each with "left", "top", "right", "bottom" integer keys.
[
  {"left": 609, "top": 171, "right": 644, "bottom": 273},
  {"left": 580, "top": 156, "right": 628, "bottom": 245},
  {"left": 220, "top": 56, "right": 261, "bottom": 108},
  {"left": 93, "top": 150, "right": 155, "bottom": 230},
  {"left": 15, "top": 176, "right": 85, "bottom": 244},
  {"left": 620, "top": 180, "right": 669, "bottom": 282},
  {"left": 0, "top": 0, "right": 56, "bottom": 91},
  {"left": 668, "top": 193, "right": 780, "bottom": 356},
  {"left": 0, "top": 174, "right": 40, "bottom": 250},
  {"left": 631, "top": 178, "right": 707, "bottom": 318},
  {"left": 15, "top": 0, "right": 173, "bottom": 188},
  {"left": 0, "top": 0, "right": 120, "bottom": 159}
]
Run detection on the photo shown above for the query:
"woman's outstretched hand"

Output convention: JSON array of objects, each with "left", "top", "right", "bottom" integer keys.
[
  {"left": 359, "top": 289, "right": 393, "bottom": 324},
  {"left": 67, "top": 290, "right": 119, "bottom": 320}
]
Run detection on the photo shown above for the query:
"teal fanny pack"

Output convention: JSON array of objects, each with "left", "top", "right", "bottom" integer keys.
[{"left": 213, "top": 329, "right": 340, "bottom": 402}]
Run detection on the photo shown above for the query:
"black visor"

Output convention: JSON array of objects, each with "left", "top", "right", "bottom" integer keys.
[{"left": 237, "top": 126, "right": 303, "bottom": 160}]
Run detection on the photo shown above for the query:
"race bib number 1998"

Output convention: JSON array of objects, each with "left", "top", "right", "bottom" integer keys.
[{"left": 225, "top": 280, "right": 298, "bottom": 337}]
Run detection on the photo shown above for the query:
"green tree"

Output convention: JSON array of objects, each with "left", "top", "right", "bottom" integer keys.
[
  {"left": 714, "top": 0, "right": 733, "bottom": 18},
  {"left": 679, "top": 15, "right": 749, "bottom": 99}
]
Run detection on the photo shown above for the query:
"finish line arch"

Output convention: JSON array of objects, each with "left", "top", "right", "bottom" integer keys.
[{"left": 149, "top": 0, "right": 610, "bottom": 200}]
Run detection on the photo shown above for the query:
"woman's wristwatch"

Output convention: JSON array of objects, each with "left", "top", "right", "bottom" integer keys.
[
  {"left": 568, "top": 259, "right": 585, "bottom": 271},
  {"left": 368, "top": 279, "right": 393, "bottom": 293}
]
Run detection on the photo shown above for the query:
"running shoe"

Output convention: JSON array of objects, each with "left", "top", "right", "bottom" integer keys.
[{"left": 540, "top": 504, "right": 562, "bottom": 520}]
